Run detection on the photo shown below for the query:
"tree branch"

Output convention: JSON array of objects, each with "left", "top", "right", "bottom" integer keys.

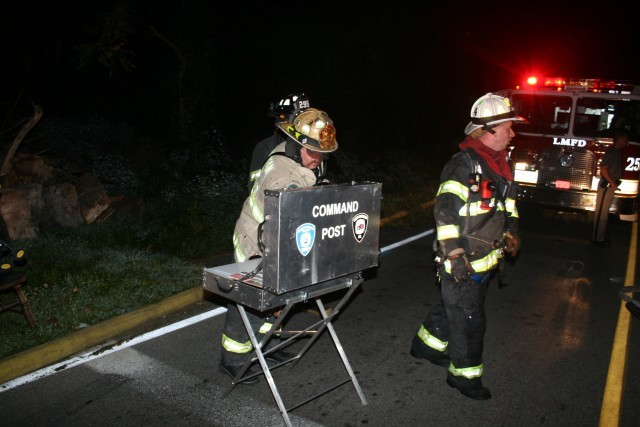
[{"left": 1, "top": 104, "right": 43, "bottom": 177}]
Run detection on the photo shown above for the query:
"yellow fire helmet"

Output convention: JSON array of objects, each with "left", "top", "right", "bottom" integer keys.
[{"left": 278, "top": 108, "right": 338, "bottom": 153}]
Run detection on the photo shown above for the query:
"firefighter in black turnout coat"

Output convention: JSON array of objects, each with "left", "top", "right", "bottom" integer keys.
[{"left": 411, "top": 93, "right": 527, "bottom": 400}]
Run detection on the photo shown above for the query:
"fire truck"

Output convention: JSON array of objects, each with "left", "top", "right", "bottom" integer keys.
[{"left": 497, "top": 76, "right": 640, "bottom": 220}]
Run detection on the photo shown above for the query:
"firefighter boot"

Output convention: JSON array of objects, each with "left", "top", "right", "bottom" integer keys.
[
  {"left": 219, "top": 360, "right": 260, "bottom": 385},
  {"left": 262, "top": 336, "right": 297, "bottom": 365},
  {"left": 265, "top": 349, "right": 296, "bottom": 364},
  {"left": 446, "top": 372, "right": 492, "bottom": 400},
  {"left": 410, "top": 336, "right": 450, "bottom": 368}
]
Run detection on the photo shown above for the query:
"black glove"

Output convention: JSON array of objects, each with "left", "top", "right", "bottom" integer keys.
[{"left": 450, "top": 254, "right": 475, "bottom": 283}]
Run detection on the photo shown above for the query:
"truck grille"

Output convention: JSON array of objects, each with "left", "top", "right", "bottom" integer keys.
[{"left": 537, "top": 147, "right": 595, "bottom": 190}]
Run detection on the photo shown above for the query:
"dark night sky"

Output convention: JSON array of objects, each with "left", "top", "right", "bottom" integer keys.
[{"left": 2, "top": 1, "right": 639, "bottom": 161}]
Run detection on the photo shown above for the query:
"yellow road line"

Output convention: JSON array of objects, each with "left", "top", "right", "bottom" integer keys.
[
  {"left": 0, "top": 287, "right": 204, "bottom": 385},
  {"left": 380, "top": 199, "right": 434, "bottom": 226},
  {"left": 599, "top": 219, "right": 637, "bottom": 426}
]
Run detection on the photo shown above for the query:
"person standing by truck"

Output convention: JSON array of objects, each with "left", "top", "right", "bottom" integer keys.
[
  {"left": 592, "top": 129, "right": 629, "bottom": 247},
  {"left": 410, "top": 93, "right": 525, "bottom": 400}
]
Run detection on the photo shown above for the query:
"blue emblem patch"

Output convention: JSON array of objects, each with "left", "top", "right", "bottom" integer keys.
[{"left": 296, "top": 223, "right": 316, "bottom": 257}]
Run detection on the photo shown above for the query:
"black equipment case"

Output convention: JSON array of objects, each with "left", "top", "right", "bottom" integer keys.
[{"left": 203, "top": 182, "right": 381, "bottom": 310}]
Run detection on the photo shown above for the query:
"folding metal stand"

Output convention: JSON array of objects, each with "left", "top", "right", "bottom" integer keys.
[
  {"left": 215, "top": 273, "right": 367, "bottom": 427},
  {"left": 203, "top": 183, "right": 381, "bottom": 426}
]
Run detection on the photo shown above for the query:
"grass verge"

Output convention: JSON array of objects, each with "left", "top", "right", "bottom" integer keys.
[{"left": 0, "top": 224, "right": 203, "bottom": 359}]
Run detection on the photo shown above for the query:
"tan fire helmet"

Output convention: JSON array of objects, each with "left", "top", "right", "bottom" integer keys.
[
  {"left": 464, "top": 93, "right": 528, "bottom": 135},
  {"left": 278, "top": 108, "right": 338, "bottom": 153}
]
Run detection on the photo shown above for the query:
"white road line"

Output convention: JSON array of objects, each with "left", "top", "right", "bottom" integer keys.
[
  {"left": 0, "top": 306, "right": 228, "bottom": 392},
  {"left": 380, "top": 229, "right": 434, "bottom": 253}
]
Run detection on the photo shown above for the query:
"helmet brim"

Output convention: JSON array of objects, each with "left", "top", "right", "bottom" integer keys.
[
  {"left": 277, "top": 122, "right": 339, "bottom": 153},
  {"left": 464, "top": 115, "right": 528, "bottom": 135}
]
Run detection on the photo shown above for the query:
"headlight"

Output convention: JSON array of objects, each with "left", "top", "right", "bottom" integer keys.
[{"left": 515, "top": 162, "right": 536, "bottom": 171}]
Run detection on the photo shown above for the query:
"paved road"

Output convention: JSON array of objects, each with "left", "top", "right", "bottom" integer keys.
[{"left": 2, "top": 203, "right": 639, "bottom": 426}]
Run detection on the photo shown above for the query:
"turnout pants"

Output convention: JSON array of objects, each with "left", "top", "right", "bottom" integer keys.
[
  {"left": 417, "top": 270, "right": 490, "bottom": 377},
  {"left": 221, "top": 304, "right": 276, "bottom": 367}
]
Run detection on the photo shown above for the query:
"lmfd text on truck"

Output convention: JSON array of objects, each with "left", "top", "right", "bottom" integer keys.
[{"left": 499, "top": 76, "right": 640, "bottom": 220}]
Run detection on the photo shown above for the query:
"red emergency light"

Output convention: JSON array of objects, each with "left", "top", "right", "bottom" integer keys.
[
  {"left": 519, "top": 75, "right": 634, "bottom": 93},
  {"left": 544, "top": 77, "right": 566, "bottom": 89},
  {"left": 521, "top": 76, "right": 566, "bottom": 90}
]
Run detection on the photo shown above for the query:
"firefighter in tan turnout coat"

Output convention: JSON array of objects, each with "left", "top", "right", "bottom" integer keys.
[{"left": 220, "top": 108, "right": 338, "bottom": 382}]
